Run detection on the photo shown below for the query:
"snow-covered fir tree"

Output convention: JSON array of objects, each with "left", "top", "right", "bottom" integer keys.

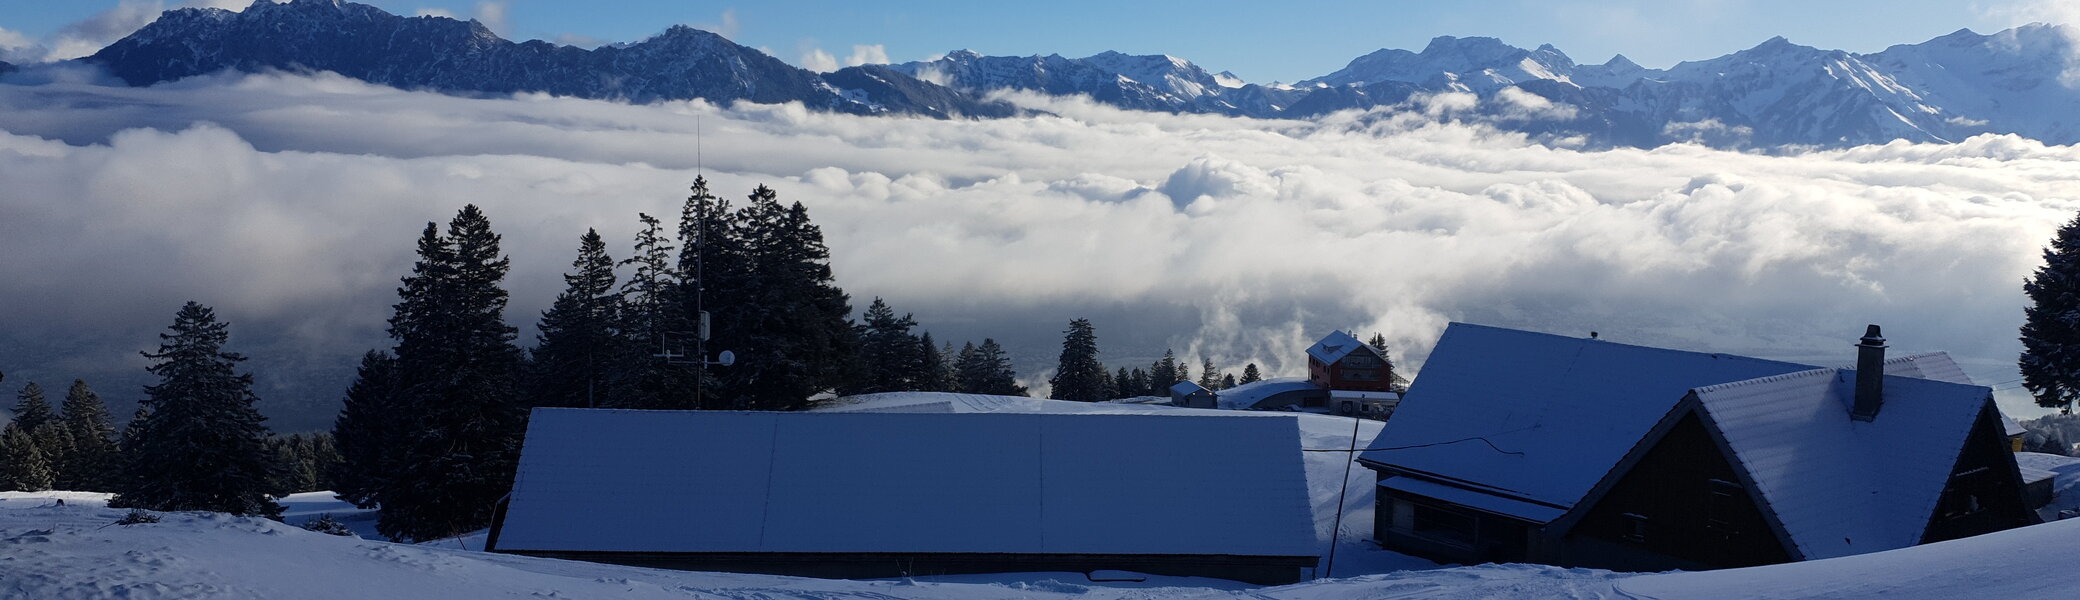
[
  {"left": 0, "top": 424, "right": 53, "bottom": 492},
  {"left": 111, "top": 302, "right": 282, "bottom": 518}
]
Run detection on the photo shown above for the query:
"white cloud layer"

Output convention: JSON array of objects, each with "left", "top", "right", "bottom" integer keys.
[
  {"left": 799, "top": 47, "right": 839, "bottom": 73},
  {"left": 0, "top": 71, "right": 2076, "bottom": 425},
  {"left": 845, "top": 44, "right": 890, "bottom": 67}
]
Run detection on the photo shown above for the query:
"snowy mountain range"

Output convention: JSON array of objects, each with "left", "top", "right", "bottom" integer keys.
[
  {"left": 83, "top": 0, "right": 1014, "bottom": 119},
  {"left": 51, "top": 0, "right": 2080, "bottom": 148}
]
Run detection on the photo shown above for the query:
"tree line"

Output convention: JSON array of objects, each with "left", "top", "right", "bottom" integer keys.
[
  {"left": 1043, "top": 318, "right": 1293, "bottom": 403},
  {"left": 329, "top": 179, "right": 1052, "bottom": 542},
  {"left": 0, "top": 306, "right": 341, "bottom": 513},
  {"left": 0, "top": 175, "right": 1408, "bottom": 543}
]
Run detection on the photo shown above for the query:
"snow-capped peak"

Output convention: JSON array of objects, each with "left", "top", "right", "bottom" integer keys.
[{"left": 1304, "top": 35, "right": 1579, "bottom": 91}]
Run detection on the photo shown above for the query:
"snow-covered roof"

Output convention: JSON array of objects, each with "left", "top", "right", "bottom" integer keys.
[
  {"left": 1878, "top": 353, "right": 1973, "bottom": 385},
  {"left": 1360, "top": 323, "right": 1811, "bottom": 519},
  {"left": 1330, "top": 390, "right": 1400, "bottom": 401},
  {"left": 1306, "top": 330, "right": 1374, "bottom": 365},
  {"left": 1217, "top": 377, "right": 1318, "bottom": 409},
  {"left": 1877, "top": 352, "right": 2023, "bottom": 437},
  {"left": 1692, "top": 369, "right": 1992, "bottom": 560},
  {"left": 1379, "top": 476, "right": 1567, "bottom": 523},
  {"left": 496, "top": 409, "right": 1318, "bottom": 558},
  {"left": 1170, "top": 380, "right": 1210, "bottom": 396}
]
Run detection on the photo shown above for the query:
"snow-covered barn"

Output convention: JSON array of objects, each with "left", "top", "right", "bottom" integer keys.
[
  {"left": 1358, "top": 323, "right": 2034, "bottom": 571},
  {"left": 487, "top": 409, "right": 1321, "bottom": 584}
]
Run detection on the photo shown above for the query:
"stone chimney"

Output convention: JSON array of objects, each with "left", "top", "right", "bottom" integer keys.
[{"left": 1852, "top": 324, "right": 1886, "bottom": 421}]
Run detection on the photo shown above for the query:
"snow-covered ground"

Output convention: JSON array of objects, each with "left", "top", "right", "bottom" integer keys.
[{"left": 7, "top": 491, "right": 2080, "bottom": 599}]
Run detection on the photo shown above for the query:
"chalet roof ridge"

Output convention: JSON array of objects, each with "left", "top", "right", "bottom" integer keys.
[
  {"left": 1444, "top": 322, "right": 1812, "bottom": 369},
  {"left": 1689, "top": 367, "right": 1841, "bottom": 394}
]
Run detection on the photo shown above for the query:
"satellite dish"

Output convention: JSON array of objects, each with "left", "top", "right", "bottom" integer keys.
[{"left": 716, "top": 350, "right": 736, "bottom": 367}]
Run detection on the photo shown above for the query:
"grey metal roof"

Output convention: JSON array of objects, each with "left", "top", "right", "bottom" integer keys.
[{"left": 497, "top": 409, "right": 1319, "bottom": 557}]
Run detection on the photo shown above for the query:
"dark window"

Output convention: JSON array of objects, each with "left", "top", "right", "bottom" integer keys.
[
  {"left": 1622, "top": 513, "right": 1649, "bottom": 543},
  {"left": 1939, "top": 467, "right": 1990, "bottom": 520},
  {"left": 1413, "top": 503, "right": 1478, "bottom": 548},
  {"left": 1706, "top": 479, "right": 1741, "bottom": 535},
  {"left": 1342, "top": 354, "right": 1383, "bottom": 369}
]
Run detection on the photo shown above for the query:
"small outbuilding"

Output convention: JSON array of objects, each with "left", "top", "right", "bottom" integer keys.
[
  {"left": 1360, "top": 323, "right": 2034, "bottom": 572},
  {"left": 1169, "top": 380, "right": 1218, "bottom": 408},
  {"left": 488, "top": 409, "right": 1321, "bottom": 584}
]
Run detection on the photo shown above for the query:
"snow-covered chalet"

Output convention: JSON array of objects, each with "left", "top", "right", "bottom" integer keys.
[
  {"left": 486, "top": 409, "right": 1321, "bottom": 584},
  {"left": 1357, "top": 322, "right": 2035, "bottom": 571}
]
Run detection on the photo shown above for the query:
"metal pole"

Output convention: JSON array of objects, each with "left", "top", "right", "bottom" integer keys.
[{"left": 1323, "top": 414, "right": 1362, "bottom": 579}]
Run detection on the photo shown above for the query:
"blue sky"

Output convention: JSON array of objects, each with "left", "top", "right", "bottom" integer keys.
[{"left": 0, "top": 0, "right": 2068, "bottom": 82}]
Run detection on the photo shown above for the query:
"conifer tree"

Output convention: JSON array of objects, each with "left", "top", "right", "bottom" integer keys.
[
  {"left": 308, "top": 432, "right": 342, "bottom": 492},
  {"left": 1150, "top": 350, "right": 1181, "bottom": 391},
  {"left": 955, "top": 339, "right": 1027, "bottom": 396},
  {"left": 12, "top": 382, "right": 51, "bottom": 432},
  {"left": 111, "top": 302, "right": 281, "bottom": 517},
  {"left": 712, "top": 187, "right": 855, "bottom": 410},
  {"left": 58, "top": 380, "right": 119, "bottom": 491},
  {"left": 1197, "top": 358, "right": 1221, "bottom": 390},
  {"left": 331, "top": 351, "right": 397, "bottom": 508},
  {"left": 1240, "top": 363, "right": 1263, "bottom": 385},
  {"left": 31, "top": 423, "right": 73, "bottom": 489},
  {"left": 2023, "top": 211, "right": 2080, "bottom": 411},
  {"left": 1128, "top": 368, "right": 1151, "bottom": 396},
  {"left": 0, "top": 425, "right": 53, "bottom": 492},
  {"left": 677, "top": 176, "right": 736, "bottom": 408},
  {"left": 848, "top": 297, "right": 924, "bottom": 395},
  {"left": 617, "top": 213, "right": 695, "bottom": 409},
  {"left": 1115, "top": 367, "right": 1136, "bottom": 398},
  {"left": 376, "top": 206, "right": 525, "bottom": 541},
  {"left": 1368, "top": 332, "right": 1389, "bottom": 353},
  {"left": 530, "top": 229, "right": 624, "bottom": 408},
  {"left": 1049, "top": 319, "right": 1108, "bottom": 402},
  {"left": 1223, "top": 373, "right": 1238, "bottom": 389},
  {"left": 917, "top": 333, "right": 953, "bottom": 392}
]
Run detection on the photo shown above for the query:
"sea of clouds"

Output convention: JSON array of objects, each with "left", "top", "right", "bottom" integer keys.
[{"left": 0, "top": 69, "right": 2076, "bottom": 428}]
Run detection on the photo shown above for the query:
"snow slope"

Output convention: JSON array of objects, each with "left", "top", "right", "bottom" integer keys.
[{"left": 7, "top": 490, "right": 2080, "bottom": 598}]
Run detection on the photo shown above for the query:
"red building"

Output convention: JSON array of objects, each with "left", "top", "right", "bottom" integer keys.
[{"left": 1306, "top": 330, "right": 1395, "bottom": 392}]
